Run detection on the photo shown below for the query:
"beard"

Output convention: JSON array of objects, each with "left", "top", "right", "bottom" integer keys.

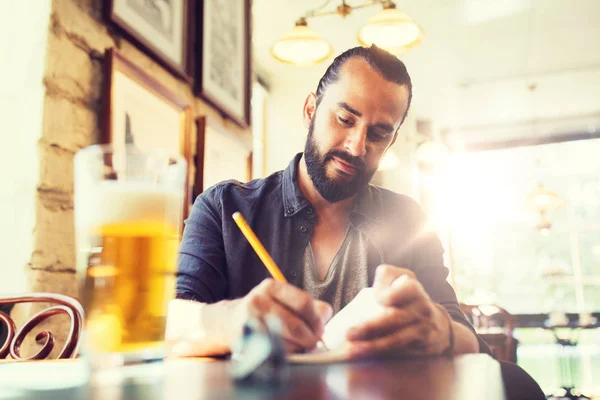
[{"left": 304, "top": 117, "right": 375, "bottom": 203}]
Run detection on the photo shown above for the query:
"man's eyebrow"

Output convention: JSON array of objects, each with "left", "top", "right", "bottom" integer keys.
[
  {"left": 337, "top": 102, "right": 396, "bottom": 133},
  {"left": 337, "top": 102, "right": 362, "bottom": 117}
]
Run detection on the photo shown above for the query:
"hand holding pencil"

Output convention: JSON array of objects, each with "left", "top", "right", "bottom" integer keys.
[{"left": 232, "top": 211, "right": 332, "bottom": 353}]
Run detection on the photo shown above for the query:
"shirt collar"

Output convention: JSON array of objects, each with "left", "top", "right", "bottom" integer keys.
[
  {"left": 349, "top": 184, "right": 384, "bottom": 232},
  {"left": 282, "top": 153, "right": 311, "bottom": 217}
]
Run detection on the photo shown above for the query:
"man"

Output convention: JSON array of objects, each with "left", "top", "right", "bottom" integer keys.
[
  {"left": 168, "top": 44, "right": 484, "bottom": 358},
  {"left": 168, "top": 45, "right": 546, "bottom": 400}
]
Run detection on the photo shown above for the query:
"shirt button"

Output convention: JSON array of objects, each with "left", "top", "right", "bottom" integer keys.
[
  {"left": 300, "top": 225, "right": 307, "bottom": 233},
  {"left": 306, "top": 208, "right": 313, "bottom": 214},
  {"left": 287, "top": 207, "right": 294, "bottom": 214},
  {"left": 291, "top": 272, "right": 297, "bottom": 277}
]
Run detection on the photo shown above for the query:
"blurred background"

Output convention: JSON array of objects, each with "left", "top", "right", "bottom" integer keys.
[
  {"left": 0, "top": 0, "right": 598, "bottom": 396},
  {"left": 255, "top": 1, "right": 600, "bottom": 395}
]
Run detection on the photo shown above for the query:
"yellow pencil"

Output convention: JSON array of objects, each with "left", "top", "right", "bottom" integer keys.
[
  {"left": 232, "top": 211, "right": 328, "bottom": 350},
  {"left": 232, "top": 211, "right": 287, "bottom": 283}
]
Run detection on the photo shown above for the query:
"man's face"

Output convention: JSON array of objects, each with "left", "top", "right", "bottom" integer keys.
[{"left": 304, "top": 58, "right": 410, "bottom": 203}]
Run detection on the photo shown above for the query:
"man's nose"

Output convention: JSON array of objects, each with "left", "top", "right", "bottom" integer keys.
[{"left": 344, "top": 125, "right": 367, "bottom": 158}]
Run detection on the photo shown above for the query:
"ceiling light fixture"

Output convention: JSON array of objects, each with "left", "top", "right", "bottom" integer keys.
[
  {"left": 271, "top": 0, "right": 424, "bottom": 66},
  {"left": 525, "top": 183, "right": 565, "bottom": 235}
]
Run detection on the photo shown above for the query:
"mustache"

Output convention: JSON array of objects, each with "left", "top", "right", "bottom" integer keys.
[{"left": 325, "top": 150, "right": 366, "bottom": 171}]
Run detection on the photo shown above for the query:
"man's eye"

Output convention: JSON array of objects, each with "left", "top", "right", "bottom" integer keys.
[
  {"left": 368, "top": 130, "right": 388, "bottom": 142},
  {"left": 337, "top": 116, "right": 353, "bottom": 126}
]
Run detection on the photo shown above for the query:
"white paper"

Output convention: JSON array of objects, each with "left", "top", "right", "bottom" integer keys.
[{"left": 288, "top": 288, "right": 385, "bottom": 364}]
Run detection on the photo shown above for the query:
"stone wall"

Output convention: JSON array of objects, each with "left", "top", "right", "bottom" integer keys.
[{"left": 12, "top": 0, "right": 250, "bottom": 358}]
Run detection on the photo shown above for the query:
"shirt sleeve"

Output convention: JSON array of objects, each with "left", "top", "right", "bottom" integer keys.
[
  {"left": 410, "top": 208, "right": 493, "bottom": 356},
  {"left": 176, "top": 185, "right": 228, "bottom": 303}
]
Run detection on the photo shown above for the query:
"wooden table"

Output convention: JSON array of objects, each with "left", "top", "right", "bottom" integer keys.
[{"left": 0, "top": 354, "right": 505, "bottom": 400}]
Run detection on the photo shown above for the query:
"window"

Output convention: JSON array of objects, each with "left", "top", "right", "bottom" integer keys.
[{"left": 430, "top": 138, "right": 600, "bottom": 314}]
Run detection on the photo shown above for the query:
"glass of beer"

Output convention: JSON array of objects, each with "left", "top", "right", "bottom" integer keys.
[{"left": 74, "top": 144, "right": 186, "bottom": 366}]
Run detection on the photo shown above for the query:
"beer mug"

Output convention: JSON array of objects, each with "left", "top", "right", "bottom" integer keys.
[{"left": 74, "top": 145, "right": 186, "bottom": 365}]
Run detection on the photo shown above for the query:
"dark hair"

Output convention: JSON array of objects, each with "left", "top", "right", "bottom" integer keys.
[{"left": 315, "top": 45, "right": 413, "bottom": 125}]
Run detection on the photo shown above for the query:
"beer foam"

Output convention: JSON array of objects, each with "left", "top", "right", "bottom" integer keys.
[{"left": 75, "top": 181, "right": 184, "bottom": 231}]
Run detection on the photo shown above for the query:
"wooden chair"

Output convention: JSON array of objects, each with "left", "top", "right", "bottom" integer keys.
[
  {"left": 460, "top": 303, "right": 518, "bottom": 362},
  {"left": 0, "top": 293, "right": 84, "bottom": 360}
]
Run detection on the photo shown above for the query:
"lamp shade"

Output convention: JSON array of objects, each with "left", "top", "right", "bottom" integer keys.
[
  {"left": 358, "top": 7, "right": 424, "bottom": 54},
  {"left": 271, "top": 18, "right": 333, "bottom": 65},
  {"left": 525, "top": 183, "right": 564, "bottom": 214}
]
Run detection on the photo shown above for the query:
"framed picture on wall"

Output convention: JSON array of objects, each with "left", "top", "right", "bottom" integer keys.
[
  {"left": 106, "top": 0, "right": 193, "bottom": 81},
  {"left": 193, "top": 116, "right": 252, "bottom": 199},
  {"left": 102, "top": 48, "right": 193, "bottom": 217},
  {"left": 195, "top": 0, "right": 251, "bottom": 128}
]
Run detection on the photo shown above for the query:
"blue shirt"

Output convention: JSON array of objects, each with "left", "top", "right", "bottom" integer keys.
[{"left": 177, "top": 153, "right": 491, "bottom": 354}]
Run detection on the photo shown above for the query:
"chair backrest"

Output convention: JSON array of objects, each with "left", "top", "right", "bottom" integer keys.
[
  {"left": 460, "top": 304, "right": 515, "bottom": 333},
  {"left": 460, "top": 303, "right": 517, "bottom": 362},
  {"left": 0, "top": 293, "right": 84, "bottom": 360}
]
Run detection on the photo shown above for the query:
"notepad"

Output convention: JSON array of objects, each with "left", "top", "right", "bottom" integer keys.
[{"left": 288, "top": 288, "right": 385, "bottom": 364}]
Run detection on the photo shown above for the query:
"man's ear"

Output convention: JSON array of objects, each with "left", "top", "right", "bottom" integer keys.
[{"left": 303, "top": 93, "right": 317, "bottom": 129}]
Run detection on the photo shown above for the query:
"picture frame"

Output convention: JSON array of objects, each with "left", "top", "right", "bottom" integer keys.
[
  {"left": 101, "top": 48, "right": 193, "bottom": 218},
  {"left": 195, "top": 0, "right": 252, "bottom": 128},
  {"left": 106, "top": 0, "right": 193, "bottom": 82},
  {"left": 193, "top": 116, "right": 252, "bottom": 200}
]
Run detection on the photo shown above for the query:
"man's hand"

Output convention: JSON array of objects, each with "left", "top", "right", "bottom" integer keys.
[
  {"left": 235, "top": 279, "right": 333, "bottom": 353},
  {"left": 345, "top": 265, "right": 452, "bottom": 359}
]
